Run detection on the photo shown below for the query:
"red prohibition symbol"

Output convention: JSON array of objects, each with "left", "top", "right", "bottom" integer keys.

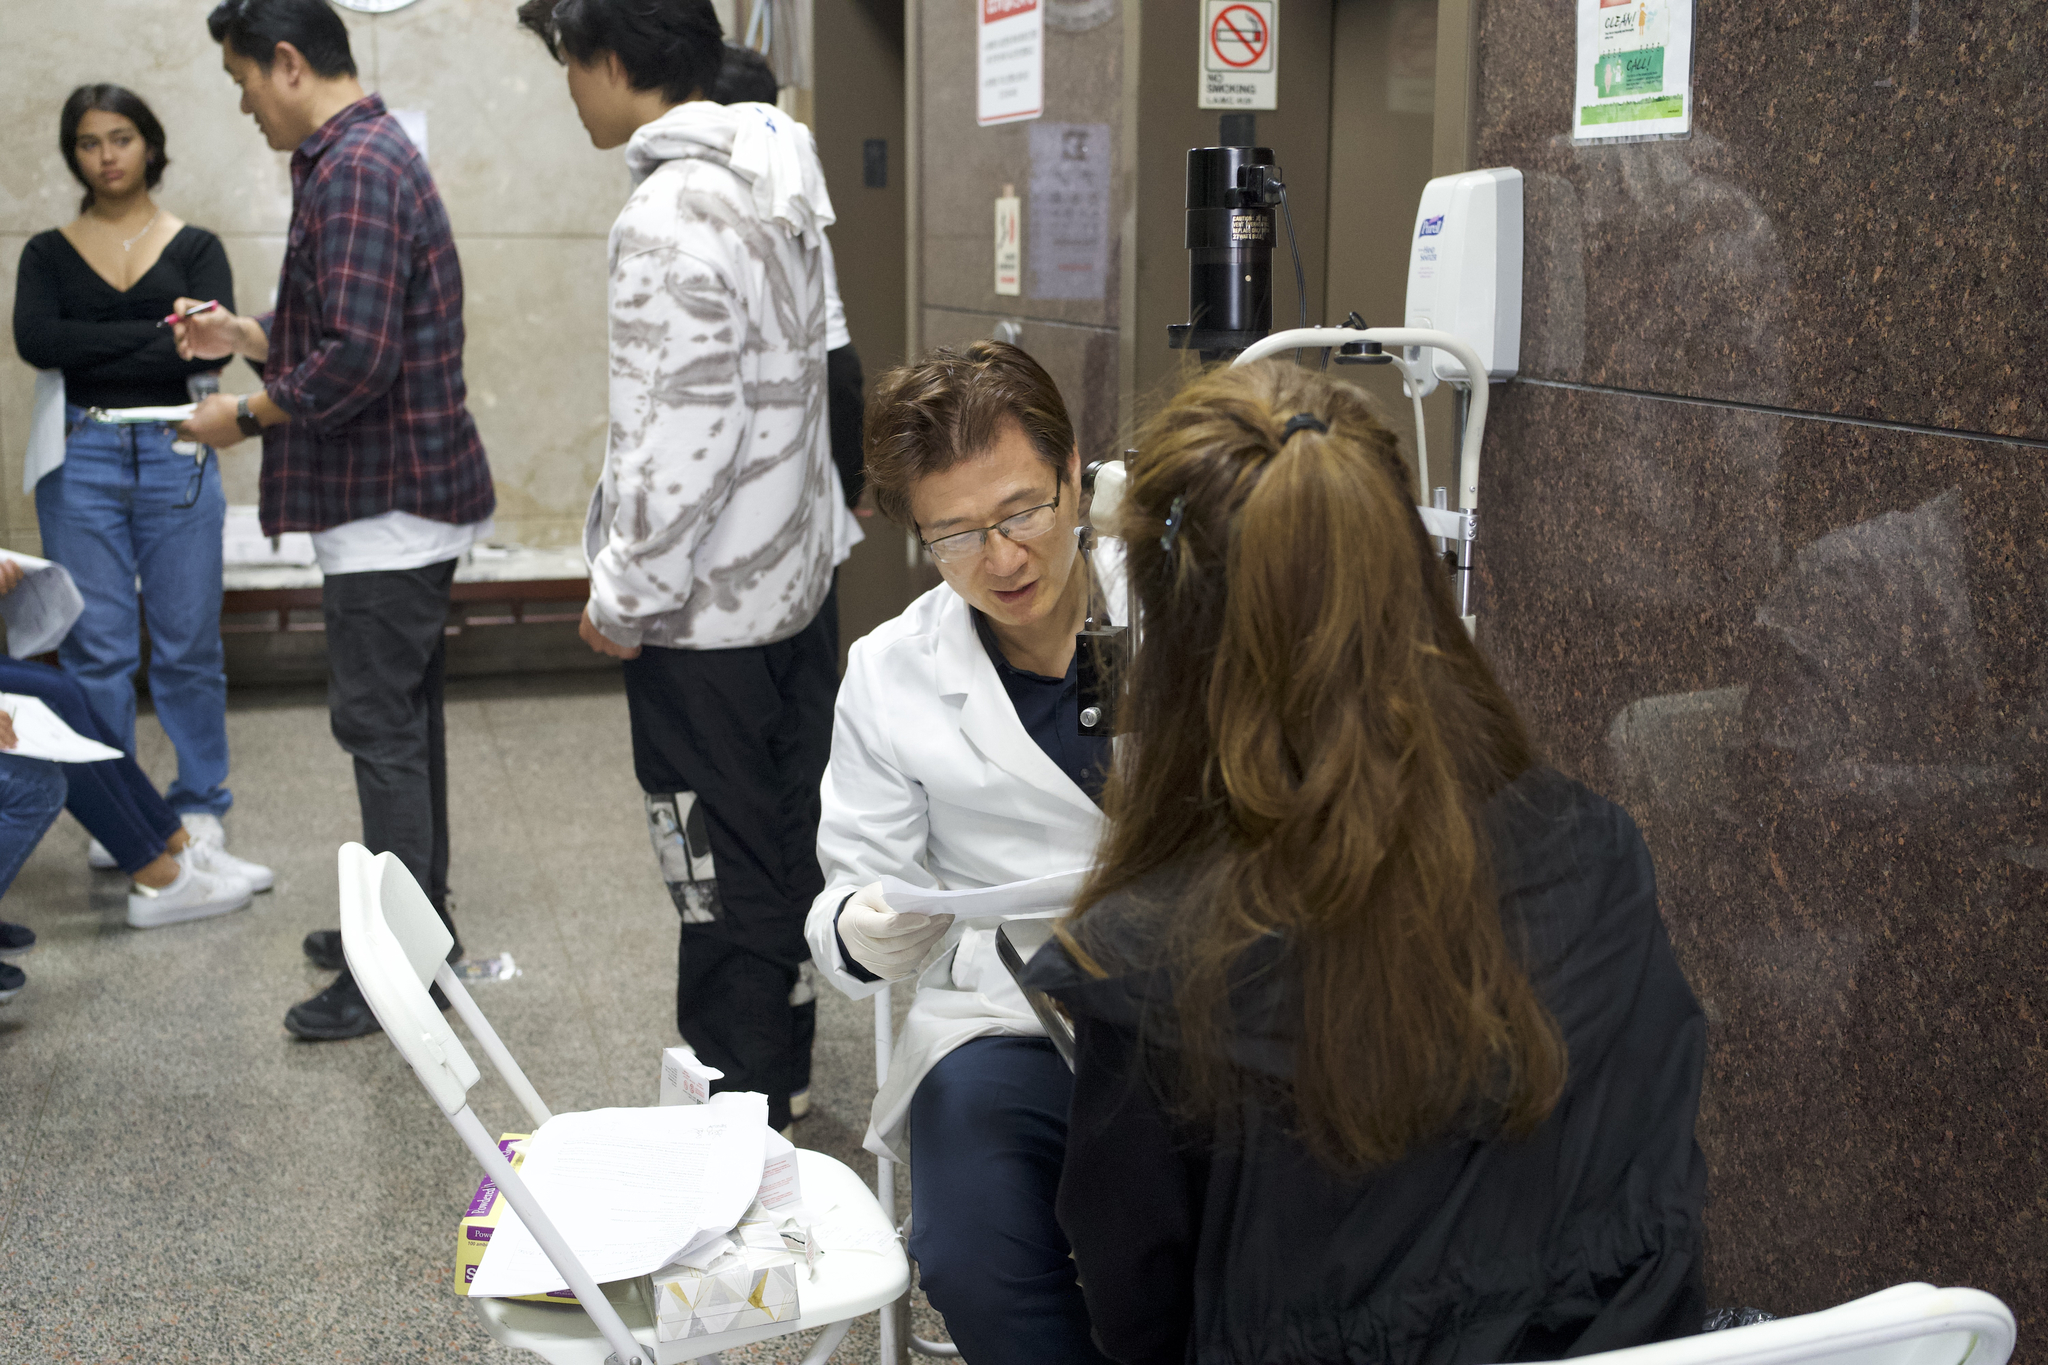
[{"left": 1210, "top": 4, "right": 1270, "bottom": 67}]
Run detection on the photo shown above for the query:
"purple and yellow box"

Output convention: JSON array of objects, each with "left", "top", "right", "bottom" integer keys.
[{"left": 457, "top": 1133, "right": 579, "bottom": 1304}]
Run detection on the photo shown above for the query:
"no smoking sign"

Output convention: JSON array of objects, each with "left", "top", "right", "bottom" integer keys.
[{"left": 1200, "top": 0, "right": 1277, "bottom": 109}]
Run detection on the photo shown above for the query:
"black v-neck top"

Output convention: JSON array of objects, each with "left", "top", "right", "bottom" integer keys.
[{"left": 12, "top": 224, "right": 235, "bottom": 409}]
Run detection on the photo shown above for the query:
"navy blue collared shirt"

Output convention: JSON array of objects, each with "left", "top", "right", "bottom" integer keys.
[{"left": 971, "top": 610, "right": 1110, "bottom": 805}]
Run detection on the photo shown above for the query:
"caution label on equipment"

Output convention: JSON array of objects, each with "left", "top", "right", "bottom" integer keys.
[{"left": 1200, "top": 0, "right": 1277, "bottom": 110}]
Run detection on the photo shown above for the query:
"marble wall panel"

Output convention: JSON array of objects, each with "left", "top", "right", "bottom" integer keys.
[
  {"left": 1473, "top": 0, "right": 2045, "bottom": 439},
  {"left": 920, "top": 308, "right": 1122, "bottom": 466},
  {"left": 372, "top": 0, "right": 631, "bottom": 239},
  {"left": 0, "top": 0, "right": 356, "bottom": 236},
  {"left": 456, "top": 235, "right": 612, "bottom": 548},
  {"left": 1478, "top": 380, "right": 2046, "bottom": 1329},
  {"left": 917, "top": 0, "right": 1128, "bottom": 329}
]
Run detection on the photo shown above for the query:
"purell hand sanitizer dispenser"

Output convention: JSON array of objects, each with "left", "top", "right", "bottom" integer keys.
[{"left": 1403, "top": 168, "right": 1524, "bottom": 383}]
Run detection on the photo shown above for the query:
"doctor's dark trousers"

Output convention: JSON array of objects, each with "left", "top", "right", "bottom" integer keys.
[
  {"left": 620, "top": 586, "right": 838, "bottom": 1132},
  {"left": 909, "top": 1036, "right": 1117, "bottom": 1365}
]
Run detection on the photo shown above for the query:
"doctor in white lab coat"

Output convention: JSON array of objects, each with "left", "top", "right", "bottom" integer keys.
[{"left": 805, "top": 340, "right": 1121, "bottom": 1365}]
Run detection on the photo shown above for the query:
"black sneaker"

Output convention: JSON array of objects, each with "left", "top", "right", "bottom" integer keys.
[
  {"left": 303, "top": 927, "right": 463, "bottom": 972},
  {"left": 0, "top": 961, "right": 24, "bottom": 1003},
  {"left": 284, "top": 969, "right": 382, "bottom": 1041},
  {"left": 0, "top": 922, "right": 35, "bottom": 962}
]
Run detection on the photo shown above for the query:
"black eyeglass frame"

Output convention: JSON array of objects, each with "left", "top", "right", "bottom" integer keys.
[{"left": 916, "top": 484, "right": 1064, "bottom": 564}]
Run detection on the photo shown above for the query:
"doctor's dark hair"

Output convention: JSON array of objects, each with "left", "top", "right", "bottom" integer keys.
[
  {"left": 60, "top": 85, "right": 169, "bottom": 214},
  {"left": 517, "top": 0, "right": 726, "bottom": 105},
  {"left": 1062, "top": 361, "right": 1561, "bottom": 1173},
  {"left": 206, "top": 0, "right": 358, "bottom": 78},
  {"left": 862, "top": 341, "right": 1077, "bottom": 528}
]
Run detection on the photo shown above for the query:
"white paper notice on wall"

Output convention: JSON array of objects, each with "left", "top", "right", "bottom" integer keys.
[
  {"left": 1573, "top": 0, "right": 1693, "bottom": 142},
  {"left": 1199, "top": 0, "right": 1277, "bottom": 111},
  {"left": 1027, "top": 122, "right": 1111, "bottom": 301},
  {"left": 995, "top": 186, "right": 1022, "bottom": 296},
  {"left": 978, "top": 0, "right": 1044, "bottom": 127},
  {"left": 392, "top": 108, "right": 429, "bottom": 159}
]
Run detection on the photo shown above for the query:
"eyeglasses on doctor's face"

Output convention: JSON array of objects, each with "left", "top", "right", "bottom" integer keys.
[{"left": 918, "top": 486, "right": 1062, "bottom": 565}]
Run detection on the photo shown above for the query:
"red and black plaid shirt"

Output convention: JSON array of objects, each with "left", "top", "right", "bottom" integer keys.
[{"left": 258, "top": 95, "right": 494, "bottom": 535}]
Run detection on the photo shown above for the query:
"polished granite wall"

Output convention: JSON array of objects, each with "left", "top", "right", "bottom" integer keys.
[
  {"left": 1470, "top": 0, "right": 2045, "bottom": 1334},
  {"left": 0, "top": 0, "right": 625, "bottom": 552}
]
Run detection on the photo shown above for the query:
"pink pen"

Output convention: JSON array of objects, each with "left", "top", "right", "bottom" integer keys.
[{"left": 158, "top": 300, "right": 221, "bottom": 328}]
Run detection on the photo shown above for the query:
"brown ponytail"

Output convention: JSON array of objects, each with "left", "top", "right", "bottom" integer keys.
[{"left": 1066, "top": 360, "right": 1563, "bottom": 1171}]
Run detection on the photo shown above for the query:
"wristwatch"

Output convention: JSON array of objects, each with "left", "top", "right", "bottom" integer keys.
[{"left": 235, "top": 395, "right": 264, "bottom": 439}]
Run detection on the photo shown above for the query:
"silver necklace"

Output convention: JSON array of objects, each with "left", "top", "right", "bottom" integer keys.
[{"left": 120, "top": 207, "right": 162, "bottom": 252}]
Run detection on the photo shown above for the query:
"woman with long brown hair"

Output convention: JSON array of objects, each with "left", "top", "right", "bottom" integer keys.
[{"left": 1022, "top": 361, "right": 1708, "bottom": 1363}]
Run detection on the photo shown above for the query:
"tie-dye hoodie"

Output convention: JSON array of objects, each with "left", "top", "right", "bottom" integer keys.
[{"left": 583, "top": 101, "right": 842, "bottom": 650}]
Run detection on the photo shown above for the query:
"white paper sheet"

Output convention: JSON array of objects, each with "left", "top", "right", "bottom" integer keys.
[
  {"left": 809, "top": 1201, "right": 901, "bottom": 1257},
  {"left": 87, "top": 404, "right": 197, "bottom": 425},
  {"left": 468, "top": 1098, "right": 769, "bottom": 1298},
  {"left": 0, "top": 553, "right": 83, "bottom": 659},
  {"left": 878, "top": 867, "right": 1088, "bottom": 929},
  {"left": 0, "top": 695, "right": 123, "bottom": 763}
]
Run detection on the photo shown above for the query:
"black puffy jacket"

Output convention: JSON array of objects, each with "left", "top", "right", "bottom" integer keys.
[{"left": 1022, "top": 768, "right": 1708, "bottom": 1365}]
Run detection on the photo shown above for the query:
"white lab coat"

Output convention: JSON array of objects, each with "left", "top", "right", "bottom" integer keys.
[{"left": 807, "top": 538, "right": 1126, "bottom": 1160}]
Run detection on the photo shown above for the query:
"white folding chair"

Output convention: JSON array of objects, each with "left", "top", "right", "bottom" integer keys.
[
  {"left": 871, "top": 987, "right": 960, "bottom": 1362},
  {"left": 1562, "top": 1283, "right": 2014, "bottom": 1365},
  {"left": 338, "top": 843, "right": 909, "bottom": 1365}
]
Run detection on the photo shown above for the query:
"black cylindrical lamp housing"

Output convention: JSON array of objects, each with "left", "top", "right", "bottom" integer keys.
[{"left": 1168, "top": 146, "right": 1277, "bottom": 356}]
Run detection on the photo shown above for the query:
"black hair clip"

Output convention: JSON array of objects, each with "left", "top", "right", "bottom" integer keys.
[
  {"left": 1281, "top": 412, "right": 1329, "bottom": 443},
  {"left": 1160, "top": 493, "right": 1187, "bottom": 556}
]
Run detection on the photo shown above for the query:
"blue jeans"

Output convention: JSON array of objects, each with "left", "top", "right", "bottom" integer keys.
[
  {"left": 36, "top": 407, "right": 229, "bottom": 815},
  {"left": 0, "top": 752, "right": 67, "bottom": 901},
  {"left": 908, "top": 1036, "right": 1115, "bottom": 1365},
  {"left": 0, "top": 659, "right": 179, "bottom": 874}
]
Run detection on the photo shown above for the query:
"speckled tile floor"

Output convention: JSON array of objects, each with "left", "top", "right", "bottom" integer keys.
[{"left": 0, "top": 672, "right": 949, "bottom": 1364}]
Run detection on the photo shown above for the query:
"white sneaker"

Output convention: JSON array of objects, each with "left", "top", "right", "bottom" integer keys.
[
  {"left": 87, "top": 838, "right": 118, "bottom": 870},
  {"left": 127, "top": 858, "right": 252, "bottom": 929},
  {"left": 180, "top": 813, "right": 274, "bottom": 892}
]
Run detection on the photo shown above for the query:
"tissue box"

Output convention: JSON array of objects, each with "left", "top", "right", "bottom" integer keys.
[
  {"left": 457, "top": 1133, "right": 578, "bottom": 1304},
  {"left": 659, "top": 1047, "right": 723, "bottom": 1105},
  {"left": 652, "top": 1210, "right": 803, "bottom": 1344}
]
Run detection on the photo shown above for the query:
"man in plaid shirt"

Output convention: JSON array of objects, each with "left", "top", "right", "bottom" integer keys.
[{"left": 177, "top": 0, "right": 495, "bottom": 1041}]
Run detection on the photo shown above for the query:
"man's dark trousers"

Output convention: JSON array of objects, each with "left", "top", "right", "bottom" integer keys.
[
  {"left": 323, "top": 560, "right": 455, "bottom": 918},
  {"left": 622, "top": 588, "right": 838, "bottom": 1131}
]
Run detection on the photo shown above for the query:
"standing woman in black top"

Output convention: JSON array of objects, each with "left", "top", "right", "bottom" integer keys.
[{"left": 12, "top": 85, "right": 243, "bottom": 841}]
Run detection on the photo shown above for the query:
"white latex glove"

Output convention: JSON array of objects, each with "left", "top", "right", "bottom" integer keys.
[{"left": 838, "top": 882, "right": 955, "bottom": 981}]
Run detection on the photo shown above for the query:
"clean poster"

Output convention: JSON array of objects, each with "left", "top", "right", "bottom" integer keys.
[{"left": 1573, "top": 0, "right": 1694, "bottom": 142}]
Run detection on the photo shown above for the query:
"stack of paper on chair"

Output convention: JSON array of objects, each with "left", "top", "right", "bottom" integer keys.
[
  {"left": 652, "top": 1201, "right": 803, "bottom": 1344},
  {"left": 456, "top": 1134, "right": 578, "bottom": 1303},
  {"left": 466, "top": 1098, "right": 769, "bottom": 1298}
]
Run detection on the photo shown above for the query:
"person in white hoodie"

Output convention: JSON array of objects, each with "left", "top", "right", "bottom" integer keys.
[{"left": 519, "top": 0, "right": 848, "bottom": 1133}]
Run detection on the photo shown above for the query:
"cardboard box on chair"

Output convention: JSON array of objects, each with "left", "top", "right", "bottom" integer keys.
[{"left": 456, "top": 1133, "right": 579, "bottom": 1304}]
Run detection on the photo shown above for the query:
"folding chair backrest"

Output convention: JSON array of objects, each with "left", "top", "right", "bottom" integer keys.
[
  {"left": 1568, "top": 1284, "right": 2014, "bottom": 1365},
  {"left": 338, "top": 843, "right": 650, "bottom": 1365},
  {"left": 339, "top": 843, "right": 480, "bottom": 1115}
]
